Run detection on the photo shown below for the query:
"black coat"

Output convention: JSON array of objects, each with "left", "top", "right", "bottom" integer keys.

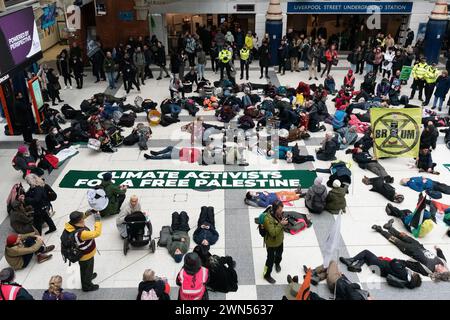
[
  {"left": 420, "top": 128, "right": 439, "bottom": 149},
  {"left": 259, "top": 46, "right": 270, "bottom": 67},
  {"left": 25, "top": 186, "right": 49, "bottom": 216},
  {"left": 136, "top": 280, "right": 170, "bottom": 300},
  {"left": 193, "top": 222, "right": 219, "bottom": 246}
]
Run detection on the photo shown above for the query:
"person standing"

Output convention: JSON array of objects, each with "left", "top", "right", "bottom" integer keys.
[
  {"left": 259, "top": 41, "right": 270, "bottom": 79},
  {"left": 143, "top": 44, "right": 154, "bottom": 79},
  {"left": 196, "top": 45, "right": 207, "bottom": 82},
  {"left": 56, "top": 49, "right": 72, "bottom": 89},
  {"left": 122, "top": 58, "right": 140, "bottom": 94},
  {"left": 176, "top": 252, "right": 209, "bottom": 300},
  {"left": 405, "top": 28, "right": 415, "bottom": 48},
  {"left": 410, "top": 57, "right": 429, "bottom": 101},
  {"left": 235, "top": 27, "right": 245, "bottom": 52},
  {"left": 185, "top": 34, "right": 197, "bottom": 67},
  {"left": 432, "top": 70, "right": 450, "bottom": 111},
  {"left": 321, "top": 44, "right": 338, "bottom": 78},
  {"left": 372, "top": 47, "right": 384, "bottom": 76},
  {"left": 423, "top": 63, "right": 440, "bottom": 107},
  {"left": 218, "top": 47, "right": 233, "bottom": 83},
  {"left": 382, "top": 48, "right": 395, "bottom": 79},
  {"left": 347, "top": 46, "right": 361, "bottom": 74},
  {"left": 289, "top": 37, "right": 300, "bottom": 72},
  {"left": 133, "top": 46, "right": 147, "bottom": 86},
  {"left": 263, "top": 200, "right": 287, "bottom": 284},
  {"left": 307, "top": 42, "right": 320, "bottom": 80},
  {"left": 277, "top": 40, "right": 288, "bottom": 75},
  {"left": 63, "top": 211, "right": 102, "bottom": 292},
  {"left": 210, "top": 41, "right": 219, "bottom": 73},
  {"left": 46, "top": 69, "right": 63, "bottom": 106},
  {"left": 155, "top": 41, "right": 170, "bottom": 80},
  {"left": 103, "top": 51, "right": 116, "bottom": 90},
  {"left": 239, "top": 45, "right": 251, "bottom": 80},
  {"left": 14, "top": 92, "right": 34, "bottom": 144},
  {"left": 70, "top": 56, "right": 84, "bottom": 89}
]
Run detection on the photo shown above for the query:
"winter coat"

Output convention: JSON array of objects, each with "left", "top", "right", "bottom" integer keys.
[
  {"left": 5, "top": 234, "right": 44, "bottom": 270},
  {"left": 167, "top": 230, "right": 190, "bottom": 258},
  {"left": 420, "top": 127, "right": 439, "bottom": 150},
  {"left": 42, "top": 290, "right": 77, "bottom": 300},
  {"left": 193, "top": 222, "right": 219, "bottom": 246},
  {"left": 434, "top": 75, "right": 450, "bottom": 98},
  {"left": 259, "top": 46, "right": 270, "bottom": 67},
  {"left": 99, "top": 180, "right": 126, "bottom": 217},
  {"left": 103, "top": 57, "right": 115, "bottom": 73},
  {"left": 9, "top": 200, "right": 35, "bottom": 235},
  {"left": 137, "top": 280, "right": 170, "bottom": 300},
  {"left": 263, "top": 209, "right": 284, "bottom": 248},
  {"left": 305, "top": 184, "right": 328, "bottom": 214},
  {"left": 325, "top": 187, "right": 347, "bottom": 214},
  {"left": 133, "top": 52, "right": 146, "bottom": 67},
  {"left": 197, "top": 51, "right": 207, "bottom": 65}
]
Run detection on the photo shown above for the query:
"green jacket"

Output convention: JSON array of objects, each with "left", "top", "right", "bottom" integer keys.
[
  {"left": 100, "top": 181, "right": 126, "bottom": 217},
  {"left": 167, "top": 231, "right": 190, "bottom": 257},
  {"left": 263, "top": 210, "right": 284, "bottom": 248},
  {"left": 325, "top": 187, "right": 347, "bottom": 214}
]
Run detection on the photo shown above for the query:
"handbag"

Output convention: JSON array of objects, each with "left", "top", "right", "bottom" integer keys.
[{"left": 332, "top": 58, "right": 339, "bottom": 66}]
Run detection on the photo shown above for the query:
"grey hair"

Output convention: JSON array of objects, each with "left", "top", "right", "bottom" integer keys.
[
  {"left": 430, "top": 272, "right": 450, "bottom": 282},
  {"left": 25, "top": 174, "right": 45, "bottom": 188}
]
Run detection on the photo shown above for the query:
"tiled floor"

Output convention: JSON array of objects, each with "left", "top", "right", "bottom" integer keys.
[{"left": 1, "top": 58, "right": 450, "bottom": 300}]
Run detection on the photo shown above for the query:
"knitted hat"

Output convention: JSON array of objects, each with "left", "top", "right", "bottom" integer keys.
[
  {"left": 103, "top": 172, "right": 113, "bottom": 182},
  {"left": 6, "top": 234, "right": 19, "bottom": 247},
  {"left": 18, "top": 145, "right": 27, "bottom": 154},
  {"left": 333, "top": 180, "right": 341, "bottom": 188}
]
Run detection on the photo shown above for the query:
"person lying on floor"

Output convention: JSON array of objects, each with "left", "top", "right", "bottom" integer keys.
[
  {"left": 267, "top": 144, "right": 315, "bottom": 164},
  {"left": 339, "top": 250, "right": 422, "bottom": 289},
  {"left": 193, "top": 206, "right": 219, "bottom": 248},
  {"left": 400, "top": 177, "right": 450, "bottom": 196},
  {"left": 362, "top": 175, "right": 405, "bottom": 203},
  {"left": 245, "top": 187, "right": 304, "bottom": 208},
  {"left": 372, "top": 221, "right": 449, "bottom": 278},
  {"left": 351, "top": 147, "right": 389, "bottom": 177},
  {"left": 385, "top": 203, "right": 434, "bottom": 238},
  {"left": 302, "top": 261, "right": 372, "bottom": 300},
  {"left": 314, "top": 161, "right": 352, "bottom": 187},
  {"left": 166, "top": 211, "right": 190, "bottom": 263},
  {"left": 143, "top": 146, "right": 201, "bottom": 162},
  {"left": 315, "top": 132, "right": 339, "bottom": 161}
]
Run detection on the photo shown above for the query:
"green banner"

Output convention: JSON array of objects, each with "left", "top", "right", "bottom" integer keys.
[
  {"left": 445, "top": 164, "right": 450, "bottom": 172},
  {"left": 59, "top": 170, "right": 317, "bottom": 190},
  {"left": 399, "top": 66, "right": 413, "bottom": 81}
]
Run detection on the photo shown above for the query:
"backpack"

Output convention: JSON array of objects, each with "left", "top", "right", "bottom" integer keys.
[
  {"left": 44, "top": 184, "right": 58, "bottom": 202},
  {"left": 61, "top": 104, "right": 81, "bottom": 120},
  {"left": 60, "top": 227, "right": 87, "bottom": 265},
  {"left": 141, "top": 289, "right": 159, "bottom": 300},
  {"left": 6, "top": 183, "right": 25, "bottom": 215},
  {"left": 254, "top": 209, "right": 269, "bottom": 237},
  {"left": 118, "top": 113, "right": 136, "bottom": 128},
  {"left": 157, "top": 226, "right": 172, "bottom": 247}
]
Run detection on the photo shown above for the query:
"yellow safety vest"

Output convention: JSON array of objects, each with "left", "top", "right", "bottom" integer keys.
[
  {"left": 412, "top": 62, "right": 429, "bottom": 80},
  {"left": 424, "top": 66, "right": 440, "bottom": 84},
  {"left": 240, "top": 48, "right": 250, "bottom": 61},
  {"left": 245, "top": 36, "right": 253, "bottom": 50},
  {"left": 219, "top": 49, "right": 232, "bottom": 64}
]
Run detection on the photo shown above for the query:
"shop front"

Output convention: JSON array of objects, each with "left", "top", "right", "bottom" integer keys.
[{"left": 286, "top": 1, "right": 413, "bottom": 50}]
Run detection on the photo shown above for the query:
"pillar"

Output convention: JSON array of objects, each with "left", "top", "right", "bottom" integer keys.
[
  {"left": 266, "top": 0, "right": 283, "bottom": 66},
  {"left": 424, "top": 1, "right": 449, "bottom": 64}
]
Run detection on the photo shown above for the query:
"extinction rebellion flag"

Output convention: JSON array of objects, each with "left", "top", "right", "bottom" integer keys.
[{"left": 370, "top": 108, "right": 422, "bottom": 158}]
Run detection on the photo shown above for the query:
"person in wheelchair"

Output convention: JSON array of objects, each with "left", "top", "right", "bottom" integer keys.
[
  {"left": 117, "top": 195, "right": 142, "bottom": 238},
  {"left": 123, "top": 210, "right": 155, "bottom": 255}
]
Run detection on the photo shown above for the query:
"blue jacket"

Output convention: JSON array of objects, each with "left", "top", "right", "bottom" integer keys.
[
  {"left": 255, "top": 192, "right": 278, "bottom": 208},
  {"left": 193, "top": 222, "right": 219, "bottom": 246},
  {"left": 406, "top": 177, "right": 434, "bottom": 192},
  {"left": 434, "top": 75, "right": 450, "bottom": 98}
]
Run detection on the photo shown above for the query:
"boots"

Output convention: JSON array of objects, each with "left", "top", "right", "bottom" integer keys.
[
  {"left": 264, "top": 274, "right": 276, "bottom": 284},
  {"left": 37, "top": 253, "right": 53, "bottom": 264},
  {"left": 383, "top": 219, "right": 394, "bottom": 230},
  {"left": 372, "top": 224, "right": 382, "bottom": 232},
  {"left": 275, "top": 264, "right": 281, "bottom": 273},
  {"left": 340, "top": 257, "right": 363, "bottom": 272},
  {"left": 385, "top": 203, "right": 394, "bottom": 216},
  {"left": 42, "top": 245, "right": 55, "bottom": 254}
]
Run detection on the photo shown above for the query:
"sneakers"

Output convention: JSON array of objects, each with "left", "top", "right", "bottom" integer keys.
[
  {"left": 275, "top": 264, "right": 281, "bottom": 273},
  {"left": 37, "top": 253, "right": 52, "bottom": 264},
  {"left": 383, "top": 219, "right": 394, "bottom": 230},
  {"left": 264, "top": 274, "right": 276, "bottom": 284},
  {"left": 42, "top": 245, "right": 55, "bottom": 254},
  {"left": 156, "top": 77, "right": 162, "bottom": 80},
  {"left": 385, "top": 203, "right": 394, "bottom": 216},
  {"left": 69, "top": 86, "right": 73, "bottom": 89},
  {"left": 63, "top": 86, "right": 68, "bottom": 90},
  {"left": 143, "top": 154, "right": 152, "bottom": 160}
]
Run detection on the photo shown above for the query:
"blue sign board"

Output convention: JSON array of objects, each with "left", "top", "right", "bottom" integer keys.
[
  {"left": 41, "top": 3, "right": 57, "bottom": 29},
  {"left": 287, "top": 2, "right": 413, "bottom": 14},
  {"left": 118, "top": 11, "right": 134, "bottom": 21}
]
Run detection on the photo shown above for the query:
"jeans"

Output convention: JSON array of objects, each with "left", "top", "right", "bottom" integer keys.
[
  {"left": 350, "top": 64, "right": 357, "bottom": 73},
  {"left": 433, "top": 96, "right": 445, "bottom": 109},
  {"left": 365, "top": 63, "right": 373, "bottom": 74},
  {"left": 149, "top": 146, "right": 180, "bottom": 160},
  {"left": 79, "top": 257, "right": 95, "bottom": 290},
  {"left": 106, "top": 72, "right": 115, "bottom": 89},
  {"left": 265, "top": 243, "right": 283, "bottom": 277},
  {"left": 241, "top": 60, "right": 250, "bottom": 79},
  {"left": 197, "top": 64, "right": 205, "bottom": 81}
]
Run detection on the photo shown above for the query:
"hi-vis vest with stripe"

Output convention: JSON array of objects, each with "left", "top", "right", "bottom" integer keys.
[
  {"left": 75, "top": 227, "right": 96, "bottom": 257},
  {"left": 424, "top": 66, "right": 440, "bottom": 84},
  {"left": 178, "top": 267, "right": 208, "bottom": 300},
  {"left": 0, "top": 284, "right": 20, "bottom": 300},
  {"left": 219, "top": 49, "right": 232, "bottom": 64},
  {"left": 240, "top": 48, "right": 250, "bottom": 61},
  {"left": 412, "top": 62, "right": 429, "bottom": 80}
]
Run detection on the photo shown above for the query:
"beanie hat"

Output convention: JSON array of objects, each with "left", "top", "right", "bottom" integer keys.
[
  {"left": 69, "top": 211, "right": 84, "bottom": 224},
  {"left": 333, "top": 180, "right": 341, "bottom": 188},
  {"left": 6, "top": 234, "right": 19, "bottom": 247},
  {"left": 314, "top": 177, "right": 323, "bottom": 186},
  {"left": 0, "top": 268, "right": 15, "bottom": 282},
  {"left": 18, "top": 145, "right": 27, "bottom": 154},
  {"left": 103, "top": 172, "right": 112, "bottom": 182}
]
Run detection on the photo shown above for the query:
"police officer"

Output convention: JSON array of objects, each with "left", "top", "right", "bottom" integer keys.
[
  {"left": 240, "top": 46, "right": 251, "bottom": 81},
  {"left": 218, "top": 47, "right": 234, "bottom": 83},
  {"left": 410, "top": 57, "right": 428, "bottom": 101},
  {"left": 423, "top": 63, "right": 440, "bottom": 107}
]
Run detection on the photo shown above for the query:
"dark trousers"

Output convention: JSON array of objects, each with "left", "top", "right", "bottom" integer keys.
[
  {"left": 265, "top": 243, "right": 283, "bottom": 277},
  {"left": 124, "top": 77, "right": 140, "bottom": 94},
  {"left": 240, "top": 60, "right": 249, "bottom": 79},
  {"left": 74, "top": 74, "right": 83, "bottom": 88},
  {"left": 278, "top": 59, "right": 286, "bottom": 74},
  {"left": 357, "top": 61, "right": 365, "bottom": 75},
  {"left": 145, "top": 64, "right": 153, "bottom": 78},
  {"left": 22, "top": 237, "right": 45, "bottom": 268},
  {"left": 220, "top": 62, "right": 234, "bottom": 82},
  {"left": 118, "top": 194, "right": 126, "bottom": 211},
  {"left": 410, "top": 79, "right": 425, "bottom": 100},
  {"left": 367, "top": 176, "right": 395, "bottom": 201},
  {"left": 187, "top": 53, "right": 196, "bottom": 67},
  {"left": 21, "top": 124, "right": 33, "bottom": 143},
  {"left": 62, "top": 73, "right": 72, "bottom": 86},
  {"left": 33, "top": 210, "right": 57, "bottom": 235},
  {"left": 351, "top": 249, "right": 390, "bottom": 277},
  {"left": 260, "top": 66, "right": 268, "bottom": 77},
  {"left": 378, "top": 226, "right": 420, "bottom": 258},
  {"left": 321, "top": 62, "right": 332, "bottom": 77},
  {"left": 382, "top": 70, "right": 391, "bottom": 79},
  {"left": 79, "top": 257, "right": 95, "bottom": 290},
  {"left": 211, "top": 57, "right": 217, "bottom": 72},
  {"left": 424, "top": 83, "right": 436, "bottom": 105},
  {"left": 171, "top": 211, "right": 190, "bottom": 232},
  {"left": 432, "top": 181, "right": 450, "bottom": 194},
  {"left": 198, "top": 206, "right": 215, "bottom": 228}
]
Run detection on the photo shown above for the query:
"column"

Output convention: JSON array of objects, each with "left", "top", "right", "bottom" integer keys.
[
  {"left": 424, "top": 1, "right": 449, "bottom": 64},
  {"left": 265, "top": 0, "right": 283, "bottom": 66}
]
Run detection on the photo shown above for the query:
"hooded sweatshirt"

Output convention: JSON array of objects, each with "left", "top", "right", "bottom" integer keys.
[{"left": 305, "top": 178, "right": 328, "bottom": 213}]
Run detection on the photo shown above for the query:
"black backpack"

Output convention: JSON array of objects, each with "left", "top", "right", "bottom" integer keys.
[{"left": 60, "top": 226, "right": 88, "bottom": 265}]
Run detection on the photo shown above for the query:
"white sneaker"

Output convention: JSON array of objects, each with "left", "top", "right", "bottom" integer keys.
[
  {"left": 63, "top": 86, "right": 68, "bottom": 90},
  {"left": 69, "top": 86, "right": 73, "bottom": 89}
]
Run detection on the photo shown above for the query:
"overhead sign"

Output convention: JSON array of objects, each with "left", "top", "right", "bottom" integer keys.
[
  {"left": 59, "top": 170, "right": 317, "bottom": 190},
  {"left": 287, "top": 2, "right": 413, "bottom": 14},
  {"left": 0, "top": 7, "right": 42, "bottom": 77},
  {"left": 371, "top": 108, "right": 421, "bottom": 158}
]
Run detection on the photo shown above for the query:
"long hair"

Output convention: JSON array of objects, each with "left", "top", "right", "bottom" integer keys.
[{"left": 48, "top": 275, "right": 63, "bottom": 296}]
